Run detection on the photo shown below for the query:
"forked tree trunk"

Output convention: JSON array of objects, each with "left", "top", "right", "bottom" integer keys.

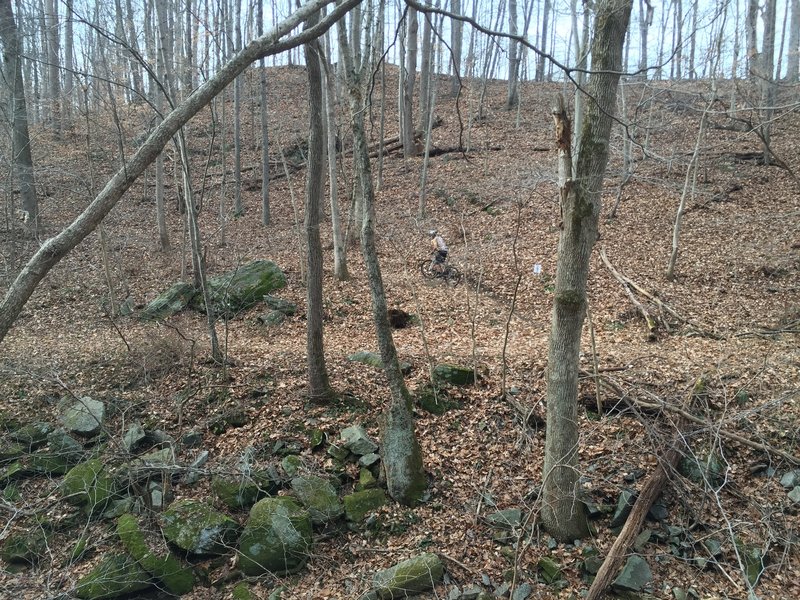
[
  {"left": 337, "top": 16, "right": 426, "bottom": 506},
  {"left": 543, "top": 0, "right": 633, "bottom": 542}
]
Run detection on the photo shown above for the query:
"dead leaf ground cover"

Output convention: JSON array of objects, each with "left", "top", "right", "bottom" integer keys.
[{"left": 1, "top": 68, "right": 798, "bottom": 599}]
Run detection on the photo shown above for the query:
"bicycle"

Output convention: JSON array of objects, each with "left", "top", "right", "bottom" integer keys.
[{"left": 419, "top": 255, "right": 463, "bottom": 285}]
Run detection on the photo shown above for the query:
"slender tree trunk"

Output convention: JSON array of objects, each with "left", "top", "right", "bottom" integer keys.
[
  {"left": 63, "top": 0, "right": 73, "bottom": 122},
  {"left": 506, "top": 0, "right": 520, "bottom": 108},
  {"left": 233, "top": 0, "right": 243, "bottom": 215},
  {"left": 536, "top": 0, "right": 551, "bottom": 81},
  {"left": 543, "top": 0, "right": 633, "bottom": 542},
  {"left": 418, "top": 4, "right": 432, "bottom": 132},
  {"left": 258, "top": 0, "right": 271, "bottom": 225},
  {"left": 338, "top": 15, "right": 426, "bottom": 506},
  {"left": 747, "top": 0, "right": 759, "bottom": 78},
  {"left": 449, "top": 0, "right": 463, "bottom": 96},
  {"left": 44, "top": 0, "right": 60, "bottom": 133},
  {"left": 760, "top": 0, "right": 778, "bottom": 164},
  {"left": 788, "top": 0, "right": 800, "bottom": 81},
  {"left": 402, "top": 6, "right": 418, "bottom": 157},
  {"left": 304, "top": 9, "right": 333, "bottom": 402},
  {"left": 638, "top": 0, "right": 652, "bottom": 76},
  {"left": 0, "top": 0, "right": 37, "bottom": 232}
]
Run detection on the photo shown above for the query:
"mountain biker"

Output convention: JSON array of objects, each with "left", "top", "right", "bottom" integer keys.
[{"left": 428, "top": 230, "right": 448, "bottom": 275}]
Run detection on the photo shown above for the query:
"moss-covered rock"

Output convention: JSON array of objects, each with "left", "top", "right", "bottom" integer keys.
[
  {"left": 290, "top": 475, "right": 343, "bottom": 525},
  {"left": 212, "top": 471, "right": 280, "bottom": 509},
  {"left": 28, "top": 429, "right": 85, "bottom": 475},
  {"left": 60, "top": 397, "right": 106, "bottom": 437},
  {"left": 371, "top": 553, "right": 444, "bottom": 599},
  {"left": 432, "top": 363, "right": 476, "bottom": 386},
  {"left": 415, "top": 386, "right": 460, "bottom": 415},
  {"left": 75, "top": 553, "right": 153, "bottom": 599},
  {"left": 116, "top": 513, "right": 194, "bottom": 595},
  {"left": 9, "top": 421, "right": 54, "bottom": 449},
  {"left": 140, "top": 281, "right": 197, "bottom": 320},
  {"left": 0, "top": 527, "right": 47, "bottom": 565},
  {"left": 263, "top": 295, "right": 297, "bottom": 316},
  {"left": 344, "top": 488, "right": 387, "bottom": 522},
  {"left": 194, "top": 260, "right": 287, "bottom": 315},
  {"left": 60, "top": 459, "right": 116, "bottom": 515},
  {"left": 238, "top": 497, "right": 312, "bottom": 576},
  {"left": 356, "top": 468, "right": 378, "bottom": 491},
  {"left": 0, "top": 439, "right": 25, "bottom": 463},
  {"left": 348, "top": 351, "right": 412, "bottom": 375},
  {"left": 161, "top": 499, "right": 241, "bottom": 555}
]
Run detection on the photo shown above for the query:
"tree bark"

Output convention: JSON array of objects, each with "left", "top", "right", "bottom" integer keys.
[
  {"left": 402, "top": 6, "right": 418, "bottom": 157},
  {"left": 506, "top": 0, "right": 520, "bottom": 108},
  {"left": 0, "top": 0, "right": 38, "bottom": 232},
  {"left": 788, "top": 0, "right": 800, "bottom": 80},
  {"left": 542, "top": 0, "right": 633, "bottom": 542},
  {"left": 304, "top": 9, "right": 333, "bottom": 402},
  {"left": 258, "top": 0, "right": 271, "bottom": 225},
  {"left": 449, "top": 0, "right": 463, "bottom": 97},
  {"left": 0, "top": 0, "right": 362, "bottom": 346},
  {"left": 338, "top": 15, "right": 426, "bottom": 506}
]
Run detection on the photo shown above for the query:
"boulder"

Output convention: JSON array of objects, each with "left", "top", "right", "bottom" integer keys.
[
  {"left": 238, "top": 497, "right": 312, "bottom": 575},
  {"left": 75, "top": 554, "right": 153, "bottom": 599},
  {"left": 610, "top": 489, "right": 637, "bottom": 528},
  {"left": 258, "top": 310, "right": 286, "bottom": 326},
  {"left": 780, "top": 470, "right": 800, "bottom": 489},
  {"left": 486, "top": 508, "right": 522, "bottom": 530},
  {"left": 212, "top": 470, "right": 280, "bottom": 509},
  {"left": 60, "top": 459, "right": 116, "bottom": 515},
  {"left": 122, "top": 423, "right": 147, "bottom": 453},
  {"left": 28, "top": 429, "right": 84, "bottom": 475},
  {"left": 344, "top": 488, "right": 387, "bottom": 522},
  {"left": 1, "top": 528, "right": 47, "bottom": 565},
  {"left": 371, "top": 553, "right": 444, "bottom": 599},
  {"left": 194, "top": 260, "right": 287, "bottom": 315},
  {"left": 116, "top": 513, "right": 194, "bottom": 595},
  {"left": 290, "top": 475, "right": 344, "bottom": 525},
  {"left": 161, "top": 499, "right": 241, "bottom": 555},
  {"left": 348, "top": 351, "right": 412, "bottom": 376},
  {"left": 140, "top": 281, "right": 197, "bottom": 320},
  {"left": 60, "top": 397, "right": 106, "bottom": 437},
  {"left": 9, "top": 422, "right": 54, "bottom": 449},
  {"left": 538, "top": 557, "right": 562, "bottom": 583},
  {"left": 340, "top": 424, "right": 379, "bottom": 456},
  {"left": 432, "top": 364, "right": 476, "bottom": 386},
  {"left": 264, "top": 295, "right": 297, "bottom": 316}
]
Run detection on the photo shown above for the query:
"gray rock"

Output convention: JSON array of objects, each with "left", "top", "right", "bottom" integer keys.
[
  {"left": 122, "top": 423, "right": 147, "bottom": 452},
  {"left": 181, "top": 430, "right": 203, "bottom": 448},
  {"left": 212, "top": 470, "right": 279, "bottom": 509},
  {"left": 461, "top": 586, "right": 483, "bottom": 600},
  {"left": 486, "top": 508, "right": 522, "bottom": 530},
  {"left": 358, "top": 453, "right": 381, "bottom": 467},
  {"left": 141, "top": 281, "right": 196, "bottom": 320},
  {"left": 238, "top": 497, "right": 312, "bottom": 575},
  {"left": 161, "top": 499, "right": 241, "bottom": 555},
  {"left": 60, "top": 397, "right": 106, "bottom": 437},
  {"left": 264, "top": 295, "right": 297, "bottom": 316},
  {"left": 612, "top": 555, "right": 652, "bottom": 592},
  {"left": 258, "top": 310, "right": 286, "bottom": 326},
  {"left": 27, "top": 429, "right": 84, "bottom": 475},
  {"left": 538, "top": 557, "right": 561, "bottom": 583},
  {"left": 184, "top": 450, "right": 209, "bottom": 484},
  {"left": 511, "top": 582, "right": 532, "bottom": 600},
  {"left": 648, "top": 502, "right": 669, "bottom": 521},
  {"left": 9, "top": 422, "right": 54, "bottom": 449},
  {"left": 372, "top": 553, "right": 444, "bottom": 599},
  {"left": 348, "top": 351, "right": 412, "bottom": 375},
  {"left": 290, "top": 475, "right": 344, "bottom": 524},
  {"left": 788, "top": 486, "right": 800, "bottom": 503},
  {"left": 780, "top": 470, "right": 800, "bottom": 489},
  {"left": 610, "top": 489, "right": 637, "bottom": 528},
  {"left": 341, "top": 425, "right": 379, "bottom": 456},
  {"left": 344, "top": 488, "right": 387, "bottom": 522}
]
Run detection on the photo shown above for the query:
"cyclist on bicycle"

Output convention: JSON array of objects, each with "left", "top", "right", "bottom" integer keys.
[{"left": 428, "top": 229, "right": 448, "bottom": 275}]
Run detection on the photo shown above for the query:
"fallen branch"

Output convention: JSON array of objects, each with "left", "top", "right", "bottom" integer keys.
[
  {"left": 585, "top": 442, "right": 682, "bottom": 600},
  {"left": 600, "top": 247, "right": 658, "bottom": 340}
]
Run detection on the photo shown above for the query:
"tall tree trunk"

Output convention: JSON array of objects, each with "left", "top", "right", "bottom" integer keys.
[
  {"left": 304, "top": 9, "right": 333, "bottom": 402},
  {"left": 338, "top": 15, "right": 426, "bottom": 506},
  {"left": 258, "top": 0, "right": 270, "bottom": 225},
  {"left": 760, "top": 0, "right": 778, "bottom": 164},
  {"left": 0, "top": 0, "right": 37, "bottom": 232},
  {"left": 506, "top": 0, "right": 520, "bottom": 108},
  {"left": 638, "top": 0, "right": 652, "bottom": 76},
  {"left": 233, "top": 0, "right": 243, "bottom": 216},
  {"left": 449, "top": 0, "right": 463, "bottom": 96},
  {"left": 418, "top": 3, "right": 432, "bottom": 133},
  {"left": 747, "top": 0, "right": 759, "bottom": 78},
  {"left": 402, "top": 6, "right": 418, "bottom": 157},
  {"left": 542, "top": 0, "right": 633, "bottom": 542},
  {"left": 788, "top": 0, "right": 800, "bottom": 81},
  {"left": 44, "top": 0, "right": 60, "bottom": 133},
  {"left": 63, "top": 0, "right": 73, "bottom": 122},
  {"left": 536, "top": 0, "right": 551, "bottom": 81}
]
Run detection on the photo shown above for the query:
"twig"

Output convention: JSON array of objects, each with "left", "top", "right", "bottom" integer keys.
[{"left": 600, "top": 247, "right": 657, "bottom": 340}]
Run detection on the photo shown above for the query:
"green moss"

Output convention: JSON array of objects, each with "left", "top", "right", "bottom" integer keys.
[
  {"left": 372, "top": 553, "right": 444, "bottom": 598},
  {"left": 238, "top": 497, "right": 312, "bottom": 576},
  {"left": 75, "top": 554, "right": 152, "bottom": 599},
  {"left": 555, "top": 289, "right": 584, "bottom": 308},
  {"left": 161, "top": 499, "right": 241, "bottom": 555},
  {"left": 60, "top": 459, "right": 116, "bottom": 514},
  {"left": 344, "top": 488, "right": 387, "bottom": 522},
  {"left": 117, "top": 513, "right": 194, "bottom": 595}
]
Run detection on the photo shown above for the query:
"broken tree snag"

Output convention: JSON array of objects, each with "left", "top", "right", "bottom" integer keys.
[
  {"left": 600, "top": 247, "right": 658, "bottom": 340},
  {"left": 551, "top": 94, "right": 571, "bottom": 229},
  {"left": 585, "top": 442, "right": 683, "bottom": 600}
]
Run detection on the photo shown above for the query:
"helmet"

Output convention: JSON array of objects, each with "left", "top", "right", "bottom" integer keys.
[{"left": 428, "top": 229, "right": 437, "bottom": 237}]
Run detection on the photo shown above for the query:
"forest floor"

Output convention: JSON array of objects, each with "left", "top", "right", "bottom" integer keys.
[{"left": 1, "top": 67, "right": 799, "bottom": 599}]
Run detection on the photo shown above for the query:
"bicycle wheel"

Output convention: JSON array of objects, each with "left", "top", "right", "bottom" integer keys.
[
  {"left": 444, "top": 265, "right": 463, "bottom": 285},
  {"left": 419, "top": 259, "right": 436, "bottom": 279}
]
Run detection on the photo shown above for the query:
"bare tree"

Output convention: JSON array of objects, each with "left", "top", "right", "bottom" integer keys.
[
  {"left": 506, "top": 0, "right": 520, "bottom": 108},
  {"left": 44, "top": 0, "right": 61, "bottom": 131},
  {"left": 449, "top": 0, "right": 463, "bottom": 97},
  {"left": 0, "top": 0, "right": 362, "bottom": 345},
  {"left": 401, "top": 5, "right": 419, "bottom": 157},
  {"left": 543, "top": 0, "right": 633, "bottom": 542},
  {"left": 304, "top": 9, "right": 334, "bottom": 402},
  {"left": 258, "top": 0, "right": 271, "bottom": 225},
  {"left": 0, "top": 0, "right": 37, "bottom": 232},
  {"left": 788, "top": 0, "right": 800, "bottom": 80},
  {"left": 337, "top": 11, "right": 427, "bottom": 506}
]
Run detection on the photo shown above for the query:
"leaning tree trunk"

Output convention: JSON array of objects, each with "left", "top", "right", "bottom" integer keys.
[
  {"left": 0, "top": 0, "right": 38, "bottom": 233},
  {"left": 338, "top": 15, "right": 426, "bottom": 506},
  {"left": 542, "top": 0, "right": 633, "bottom": 543},
  {"left": 304, "top": 9, "right": 333, "bottom": 402}
]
